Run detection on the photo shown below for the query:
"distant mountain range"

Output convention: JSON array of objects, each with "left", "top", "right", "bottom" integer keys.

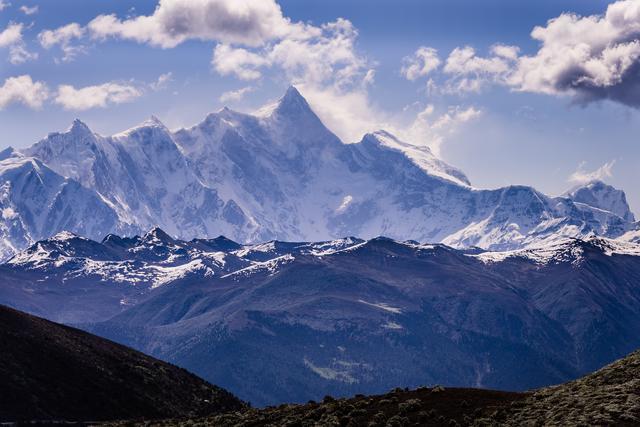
[
  {"left": 0, "top": 304, "right": 244, "bottom": 422},
  {"left": 0, "top": 86, "right": 637, "bottom": 260},
  {"left": 2, "top": 228, "right": 640, "bottom": 406},
  {"left": 3, "top": 302, "right": 638, "bottom": 425}
]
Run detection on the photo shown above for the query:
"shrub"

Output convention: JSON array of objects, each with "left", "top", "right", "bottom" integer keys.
[{"left": 398, "top": 399, "right": 422, "bottom": 414}]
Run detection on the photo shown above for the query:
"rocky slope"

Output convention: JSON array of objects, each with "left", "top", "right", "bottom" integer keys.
[{"left": 0, "top": 87, "right": 636, "bottom": 259}]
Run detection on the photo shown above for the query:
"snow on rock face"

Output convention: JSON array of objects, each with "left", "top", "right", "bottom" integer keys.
[
  {"left": 565, "top": 180, "right": 635, "bottom": 223},
  {"left": 0, "top": 153, "right": 121, "bottom": 260},
  {"left": 0, "top": 86, "right": 636, "bottom": 260}
]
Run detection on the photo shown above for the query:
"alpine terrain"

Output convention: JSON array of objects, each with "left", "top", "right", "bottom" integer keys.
[{"left": 0, "top": 87, "right": 637, "bottom": 260}]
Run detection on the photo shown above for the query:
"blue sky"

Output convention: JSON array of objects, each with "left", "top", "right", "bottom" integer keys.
[{"left": 1, "top": 0, "right": 639, "bottom": 213}]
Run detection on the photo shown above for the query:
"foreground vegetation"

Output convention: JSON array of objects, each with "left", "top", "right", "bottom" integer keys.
[{"left": 107, "top": 350, "right": 640, "bottom": 427}]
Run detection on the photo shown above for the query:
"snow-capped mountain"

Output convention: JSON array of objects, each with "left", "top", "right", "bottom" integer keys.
[
  {"left": 0, "top": 150, "right": 123, "bottom": 259},
  {"left": 0, "top": 86, "right": 635, "bottom": 259},
  {"left": 2, "top": 229, "right": 640, "bottom": 405},
  {"left": 565, "top": 180, "right": 635, "bottom": 223}
]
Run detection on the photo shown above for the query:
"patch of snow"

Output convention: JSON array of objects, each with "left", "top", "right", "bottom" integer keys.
[
  {"left": 303, "top": 357, "right": 358, "bottom": 384},
  {"left": 358, "top": 299, "right": 403, "bottom": 314}
]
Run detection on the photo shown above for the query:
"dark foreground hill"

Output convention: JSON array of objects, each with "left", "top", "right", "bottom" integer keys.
[
  {"left": 110, "top": 349, "right": 640, "bottom": 426},
  {"left": 0, "top": 305, "right": 245, "bottom": 422}
]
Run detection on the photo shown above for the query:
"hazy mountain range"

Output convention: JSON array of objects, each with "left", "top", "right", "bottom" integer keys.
[
  {"left": 0, "top": 86, "right": 637, "bottom": 260},
  {"left": 2, "top": 228, "right": 639, "bottom": 406}
]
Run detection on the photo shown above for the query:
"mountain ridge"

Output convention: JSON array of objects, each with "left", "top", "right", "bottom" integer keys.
[
  {"left": 0, "top": 86, "right": 635, "bottom": 259},
  {"left": 2, "top": 227, "right": 640, "bottom": 406}
]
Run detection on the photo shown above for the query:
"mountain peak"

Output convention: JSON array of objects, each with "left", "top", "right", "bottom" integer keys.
[
  {"left": 142, "top": 226, "right": 175, "bottom": 245},
  {"left": 272, "top": 85, "right": 316, "bottom": 119},
  {"left": 147, "top": 115, "right": 164, "bottom": 126},
  {"left": 360, "top": 130, "right": 471, "bottom": 186},
  {"left": 0, "top": 147, "right": 17, "bottom": 161},
  {"left": 51, "top": 230, "right": 82, "bottom": 241},
  {"left": 69, "top": 119, "right": 92, "bottom": 135},
  {"left": 565, "top": 180, "right": 635, "bottom": 222}
]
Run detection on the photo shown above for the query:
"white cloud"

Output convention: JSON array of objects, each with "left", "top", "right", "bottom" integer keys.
[
  {"left": 219, "top": 86, "right": 253, "bottom": 103},
  {"left": 87, "top": 0, "right": 304, "bottom": 48},
  {"left": 0, "top": 1, "right": 10, "bottom": 11},
  {"left": 19, "top": 5, "right": 37, "bottom": 15},
  {"left": 38, "top": 23, "right": 85, "bottom": 62},
  {"left": 8, "top": 43, "right": 37, "bottom": 64},
  {"left": 0, "top": 22, "right": 37, "bottom": 64},
  {"left": 445, "top": 46, "right": 513, "bottom": 75},
  {"left": 212, "top": 17, "right": 370, "bottom": 90},
  {"left": 568, "top": 160, "right": 616, "bottom": 184},
  {"left": 401, "top": 47, "right": 441, "bottom": 81},
  {"left": 0, "top": 75, "right": 49, "bottom": 109},
  {"left": 399, "top": 1, "right": 640, "bottom": 106},
  {"left": 212, "top": 44, "right": 269, "bottom": 80},
  {"left": 491, "top": 44, "right": 520, "bottom": 60},
  {"left": 401, "top": 44, "right": 519, "bottom": 94},
  {"left": 405, "top": 104, "right": 482, "bottom": 156},
  {"left": 442, "top": 45, "right": 517, "bottom": 94},
  {"left": 150, "top": 72, "right": 173, "bottom": 90},
  {"left": 0, "top": 22, "right": 22, "bottom": 46},
  {"left": 510, "top": 0, "right": 640, "bottom": 107},
  {"left": 54, "top": 81, "right": 143, "bottom": 110}
]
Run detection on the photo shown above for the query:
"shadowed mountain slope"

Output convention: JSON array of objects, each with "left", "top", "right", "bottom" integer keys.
[{"left": 0, "top": 305, "right": 245, "bottom": 422}]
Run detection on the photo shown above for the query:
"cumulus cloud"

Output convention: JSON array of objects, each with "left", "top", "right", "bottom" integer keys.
[
  {"left": 568, "top": 160, "right": 616, "bottom": 184},
  {"left": 54, "top": 81, "right": 143, "bottom": 110},
  {"left": 212, "top": 18, "right": 369, "bottom": 89},
  {"left": 0, "top": 22, "right": 22, "bottom": 46},
  {"left": 38, "top": 23, "right": 86, "bottom": 62},
  {"left": 0, "top": 22, "right": 37, "bottom": 64},
  {"left": 87, "top": 0, "right": 304, "bottom": 48},
  {"left": 19, "top": 5, "right": 37, "bottom": 15},
  {"left": 219, "top": 86, "right": 253, "bottom": 103},
  {"left": 511, "top": 0, "right": 640, "bottom": 107},
  {"left": 401, "top": 43, "right": 519, "bottom": 94},
  {"left": 212, "top": 44, "right": 269, "bottom": 80},
  {"left": 0, "top": 1, "right": 10, "bottom": 11},
  {"left": 0, "top": 75, "right": 49, "bottom": 109},
  {"left": 401, "top": 1, "right": 640, "bottom": 108},
  {"left": 441, "top": 45, "right": 518, "bottom": 94},
  {"left": 401, "top": 47, "right": 441, "bottom": 81}
]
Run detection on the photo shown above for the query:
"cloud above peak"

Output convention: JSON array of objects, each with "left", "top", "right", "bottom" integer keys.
[
  {"left": 568, "top": 160, "right": 616, "bottom": 185},
  {"left": 87, "top": 0, "right": 302, "bottom": 48}
]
